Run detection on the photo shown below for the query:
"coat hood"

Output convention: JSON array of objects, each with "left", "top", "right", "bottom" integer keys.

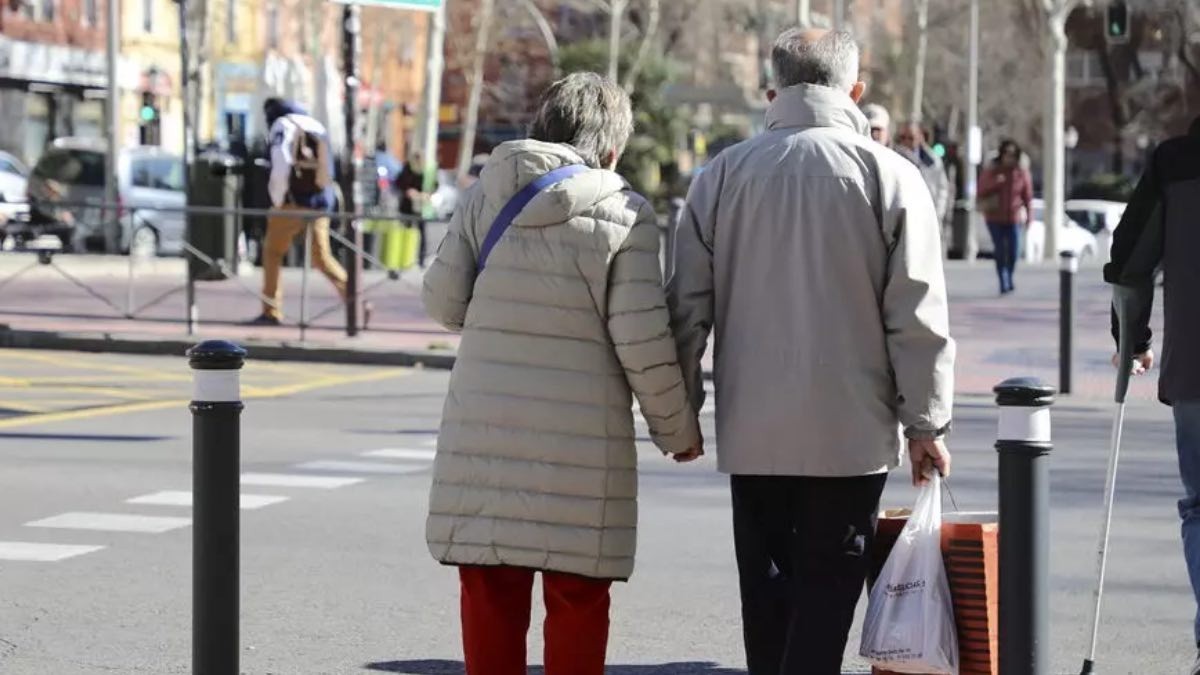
[
  {"left": 264, "top": 99, "right": 308, "bottom": 126},
  {"left": 1190, "top": 116, "right": 1200, "bottom": 138},
  {"left": 765, "top": 84, "right": 871, "bottom": 137},
  {"left": 479, "top": 140, "right": 629, "bottom": 228}
]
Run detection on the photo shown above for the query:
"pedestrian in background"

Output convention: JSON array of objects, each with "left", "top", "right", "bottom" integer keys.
[
  {"left": 422, "top": 72, "right": 702, "bottom": 675},
  {"left": 394, "top": 150, "right": 429, "bottom": 266},
  {"left": 669, "top": 28, "right": 955, "bottom": 675},
  {"left": 1107, "top": 115, "right": 1200, "bottom": 674},
  {"left": 977, "top": 139, "right": 1033, "bottom": 295},
  {"left": 248, "top": 98, "right": 347, "bottom": 326},
  {"left": 863, "top": 104, "right": 952, "bottom": 238}
]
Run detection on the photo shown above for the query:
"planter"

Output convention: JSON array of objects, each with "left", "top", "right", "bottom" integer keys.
[{"left": 869, "top": 510, "right": 1000, "bottom": 675}]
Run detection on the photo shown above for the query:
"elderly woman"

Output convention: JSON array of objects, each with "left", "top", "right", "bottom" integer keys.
[{"left": 421, "top": 73, "right": 702, "bottom": 674}]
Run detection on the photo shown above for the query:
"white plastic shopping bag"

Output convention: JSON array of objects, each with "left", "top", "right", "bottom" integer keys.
[{"left": 860, "top": 474, "right": 959, "bottom": 674}]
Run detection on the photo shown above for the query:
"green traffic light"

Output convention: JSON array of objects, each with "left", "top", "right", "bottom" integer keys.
[
  {"left": 932, "top": 143, "right": 946, "bottom": 158},
  {"left": 140, "top": 106, "right": 156, "bottom": 122},
  {"left": 1110, "top": 21, "right": 1121, "bottom": 35}
]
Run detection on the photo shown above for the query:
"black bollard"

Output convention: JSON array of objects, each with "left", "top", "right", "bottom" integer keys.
[
  {"left": 995, "top": 377, "right": 1056, "bottom": 675},
  {"left": 1059, "top": 251, "right": 1077, "bottom": 395},
  {"left": 188, "top": 340, "right": 246, "bottom": 675}
]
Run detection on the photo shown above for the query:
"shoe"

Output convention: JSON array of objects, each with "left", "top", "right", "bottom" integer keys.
[{"left": 244, "top": 314, "right": 282, "bottom": 327}]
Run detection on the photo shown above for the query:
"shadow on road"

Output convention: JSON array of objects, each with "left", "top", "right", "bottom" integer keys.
[{"left": 363, "top": 660, "right": 750, "bottom": 674}]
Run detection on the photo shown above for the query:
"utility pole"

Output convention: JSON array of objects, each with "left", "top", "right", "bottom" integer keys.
[
  {"left": 177, "top": 0, "right": 196, "bottom": 334},
  {"left": 420, "top": 1, "right": 446, "bottom": 196},
  {"left": 797, "top": 0, "right": 811, "bottom": 26},
  {"left": 911, "top": 0, "right": 929, "bottom": 124},
  {"left": 833, "top": 0, "right": 845, "bottom": 31},
  {"left": 965, "top": 0, "right": 980, "bottom": 260},
  {"left": 341, "top": 2, "right": 362, "bottom": 336},
  {"left": 1042, "top": 0, "right": 1087, "bottom": 261},
  {"left": 105, "top": 0, "right": 120, "bottom": 252}
]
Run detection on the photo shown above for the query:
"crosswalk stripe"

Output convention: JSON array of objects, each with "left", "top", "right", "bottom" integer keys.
[
  {"left": 361, "top": 448, "right": 437, "bottom": 462},
  {"left": 239, "top": 473, "right": 364, "bottom": 489},
  {"left": 126, "top": 491, "right": 290, "bottom": 510},
  {"left": 25, "top": 512, "right": 192, "bottom": 534},
  {"left": 0, "top": 541, "right": 105, "bottom": 562},
  {"left": 296, "top": 460, "right": 430, "bottom": 475}
]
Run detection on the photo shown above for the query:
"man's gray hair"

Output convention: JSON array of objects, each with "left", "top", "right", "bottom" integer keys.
[
  {"left": 530, "top": 72, "right": 634, "bottom": 169},
  {"left": 772, "top": 28, "right": 860, "bottom": 91}
]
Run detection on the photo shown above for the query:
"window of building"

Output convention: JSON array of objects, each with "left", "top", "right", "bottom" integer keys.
[
  {"left": 226, "top": 0, "right": 236, "bottom": 43},
  {"left": 41, "top": 0, "right": 55, "bottom": 21},
  {"left": 83, "top": 0, "right": 97, "bottom": 25},
  {"left": 142, "top": 0, "right": 152, "bottom": 32}
]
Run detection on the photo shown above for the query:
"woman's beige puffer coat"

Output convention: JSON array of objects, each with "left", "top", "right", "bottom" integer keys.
[{"left": 422, "top": 139, "right": 700, "bottom": 581}]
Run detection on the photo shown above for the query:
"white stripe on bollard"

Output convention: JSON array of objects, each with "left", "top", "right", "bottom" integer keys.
[
  {"left": 998, "top": 406, "right": 1052, "bottom": 443},
  {"left": 193, "top": 370, "right": 240, "bottom": 403}
]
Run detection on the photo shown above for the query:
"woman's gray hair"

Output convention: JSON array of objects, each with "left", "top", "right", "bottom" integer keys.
[
  {"left": 529, "top": 72, "right": 634, "bottom": 169},
  {"left": 772, "top": 28, "right": 860, "bottom": 91}
]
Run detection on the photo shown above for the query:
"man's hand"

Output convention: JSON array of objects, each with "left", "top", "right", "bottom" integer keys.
[
  {"left": 672, "top": 443, "right": 705, "bottom": 463},
  {"left": 909, "top": 438, "right": 951, "bottom": 487},
  {"left": 1112, "top": 350, "right": 1155, "bottom": 375}
]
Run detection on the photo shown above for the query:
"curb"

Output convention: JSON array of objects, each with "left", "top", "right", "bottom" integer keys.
[{"left": 0, "top": 327, "right": 458, "bottom": 370}]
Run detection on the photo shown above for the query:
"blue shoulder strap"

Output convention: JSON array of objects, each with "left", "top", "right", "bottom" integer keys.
[{"left": 478, "top": 164, "right": 588, "bottom": 269}]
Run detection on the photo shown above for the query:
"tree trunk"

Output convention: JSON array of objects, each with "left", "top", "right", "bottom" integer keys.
[
  {"left": 608, "top": 0, "right": 627, "bottom": 81},
  {"left": 517, "top": 0, "right": 559, "bottom": 74},
  {"left": 623, "top": 0, "right": 660, "bottom": 94},
  {"left": 457, "top": 0, "right": 495, "bottom": 181}
]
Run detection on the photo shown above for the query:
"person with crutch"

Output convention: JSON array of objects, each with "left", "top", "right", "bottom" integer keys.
[{"left": 1088, "top": 116, "right": 1200, "bottom": 675}]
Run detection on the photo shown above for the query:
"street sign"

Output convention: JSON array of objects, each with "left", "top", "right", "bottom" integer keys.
[{"left": 329, "top": 0, "right": 441, "bottom": 10}]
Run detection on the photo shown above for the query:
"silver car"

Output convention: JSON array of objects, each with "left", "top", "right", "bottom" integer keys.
[{"left": 25, "top": 138, "right": 185, "bottom": 255}]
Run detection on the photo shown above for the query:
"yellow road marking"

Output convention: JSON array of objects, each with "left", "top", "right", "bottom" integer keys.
[
  {"left": 0, "top": 399, "right": 51, "bottom": 413},
  {"left": 0, "top": 384, "right": 155, "bottom": 401},
  {"left": 0, "top": 368, "right": 409, "bottom": 430},
  {"left": 1, "top": 350, "right": 186, "bottom": 382}
]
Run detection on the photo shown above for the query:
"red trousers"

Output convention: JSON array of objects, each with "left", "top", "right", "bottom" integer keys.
[{"left": 459, "top": 565, "right": 612, "bottom": 675}]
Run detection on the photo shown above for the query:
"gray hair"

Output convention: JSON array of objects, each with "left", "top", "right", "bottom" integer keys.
[
  {"left": 772, "top": 28, "right": 860, "bottom": 91},
  {"left": 529, "top": 72, "right": 633, "bottom": 169}
]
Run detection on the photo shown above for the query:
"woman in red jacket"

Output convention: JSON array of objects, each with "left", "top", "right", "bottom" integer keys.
[{"left": 978, "top": 139, "right": 1034, "bottom": 295}]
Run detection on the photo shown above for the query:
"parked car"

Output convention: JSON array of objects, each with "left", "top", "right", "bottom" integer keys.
[
  {"left": 0, "top": 151, "right": 28, "bottom": 204},
  {"left": 1065, "top": 198, "right": 1126, "bottom": 262},
  {"left": 23, "top": 138, "right": 185, "bottom": 255},
  {"left": 1023, "top": 199, "right": 1099, "bottom": 262},
  {"left": 974, "top": 198, "right": 1098, "bottom": 261}
]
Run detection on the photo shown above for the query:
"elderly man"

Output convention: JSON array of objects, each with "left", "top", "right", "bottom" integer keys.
[
  {"left": 668, "top": 29, "right": 955, "bottom": 673},
  {"left": 864, "top": 104, "right": 952, "bottom": 226}
]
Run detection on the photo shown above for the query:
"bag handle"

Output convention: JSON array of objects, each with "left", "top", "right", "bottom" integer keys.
[{"left": 478, "top": 164, "right": 588, "bottom": 269}]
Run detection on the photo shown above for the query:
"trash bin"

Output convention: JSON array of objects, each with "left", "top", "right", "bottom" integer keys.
[
  {"left": 187, "top": 151, "right": 244, "bottom": 281},
  {"left": 949, "top": 205, "right": 972, "bottom": 260}
]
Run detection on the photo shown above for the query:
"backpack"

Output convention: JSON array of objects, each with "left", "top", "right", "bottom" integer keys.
[{"left": 287, "top": 118, "right": 332, "bottom": 204}]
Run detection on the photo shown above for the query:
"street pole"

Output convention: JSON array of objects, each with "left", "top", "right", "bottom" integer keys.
[
  {"left": 341, "top": 2, "right": 362, "bottom": 337},
  {"left": 105, "top": 0, "right": 120, "bottom": 253},
  {"left": 1043, "top": 3, "right": 1072, "bottom": 261},
  {"left": 965, "top": 0, "right": 980, "bottom": 260},
  {"left": 911, "top": 0, "right": 929, "bottom": 124},
  {"left": 178, "top": 0, "right": 197, "bottom": 334},
  {"left": 797, "top": 0, "right": 811, "bottom": 26},
  {"left": 420, "top": 1, "right": 446, "bottom": 198},
  {"left": 1059, "top": 251, "right": 1077, "bottom": 395},
  {"left": 833, "top": 0, "right": 845, "bottom": 30}
]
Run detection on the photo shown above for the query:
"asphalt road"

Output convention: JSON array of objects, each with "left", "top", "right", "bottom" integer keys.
[{"left": 0, "top": 350, "right": 1189, "bottom": 674}]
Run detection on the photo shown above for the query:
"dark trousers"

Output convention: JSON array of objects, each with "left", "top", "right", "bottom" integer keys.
[
  {"left": 731, "top": 473, "right": 888, "bottom": 675},
  {"left": 986, "top": 221, "right": 1022, "bottom": 293}
]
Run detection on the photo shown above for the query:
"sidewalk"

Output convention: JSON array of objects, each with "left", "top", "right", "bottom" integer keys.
[{"left": 0, "top": 252, "right": 1162, "bottom": 402}]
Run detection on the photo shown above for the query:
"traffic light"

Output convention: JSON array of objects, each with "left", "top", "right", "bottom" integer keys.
[
  {"left": 139, "top": 91, "right": 161, "bottom": 145},
  {"left": 1106, "top": 1, "right": 1129, "bottom": 43},
  {"left": 139, "top": 91, "right": 158, "bottom": 123}
]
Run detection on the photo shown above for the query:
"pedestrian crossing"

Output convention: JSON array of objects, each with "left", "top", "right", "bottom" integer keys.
[{"left": 0, "top": 439, "right": 439, "bottom": 564}]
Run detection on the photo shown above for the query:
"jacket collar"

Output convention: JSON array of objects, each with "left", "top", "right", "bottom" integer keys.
[{"left": 765, "top": 84, "right": 871, "bottom": 137}]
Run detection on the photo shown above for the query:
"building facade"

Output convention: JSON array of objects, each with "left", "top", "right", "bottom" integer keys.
[
  {"left": 0, "top": 0, "right": 108, "bottom": 165},
  {"left": 117, "top": 0, "right": 183, "bottom": 152}
]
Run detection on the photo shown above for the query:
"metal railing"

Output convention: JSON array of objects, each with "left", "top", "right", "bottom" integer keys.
[{"left": 0, "top": 201, "right": 426, "bottom": 341}]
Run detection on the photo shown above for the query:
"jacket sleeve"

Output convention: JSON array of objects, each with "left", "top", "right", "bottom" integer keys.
[
  {"left": 607, "top": 200, "right": 701, "bottom": 455},
  {"left": 421, "top": 186, "right": 481, "bottom": 332},
  {"left": 666, "top": 167, "right": 717, "bottom": 415},
  {"left": 977, "top": 166, "right": 998, "bottom": 198},
  {"left": 1104, "top": 157, "right": 1164, "bottom": 354},
  {"left": 1020, "top": 169, "right": 1034, "bottom": 221},
  {"left": 882, "top": 166, "right": 956, "bottom": 438}
]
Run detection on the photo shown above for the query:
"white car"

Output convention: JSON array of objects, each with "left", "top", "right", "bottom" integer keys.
[
  {"left": 974, "top": 198, "right": 1098, "bottom": 262},
  {"left": 0, "top": 151, "right": 27, "bottom": 204},
  {"left": 1023, "top": 199, "right": 1099, "bottom": 262},
  {"left": 1064, "top": 198, "right": 1126, "bottom": 262}
]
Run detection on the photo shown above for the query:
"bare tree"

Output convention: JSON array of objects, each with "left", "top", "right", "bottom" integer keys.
[{"left": 457, "top": 0, "right": 496, "bottom": 180}]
